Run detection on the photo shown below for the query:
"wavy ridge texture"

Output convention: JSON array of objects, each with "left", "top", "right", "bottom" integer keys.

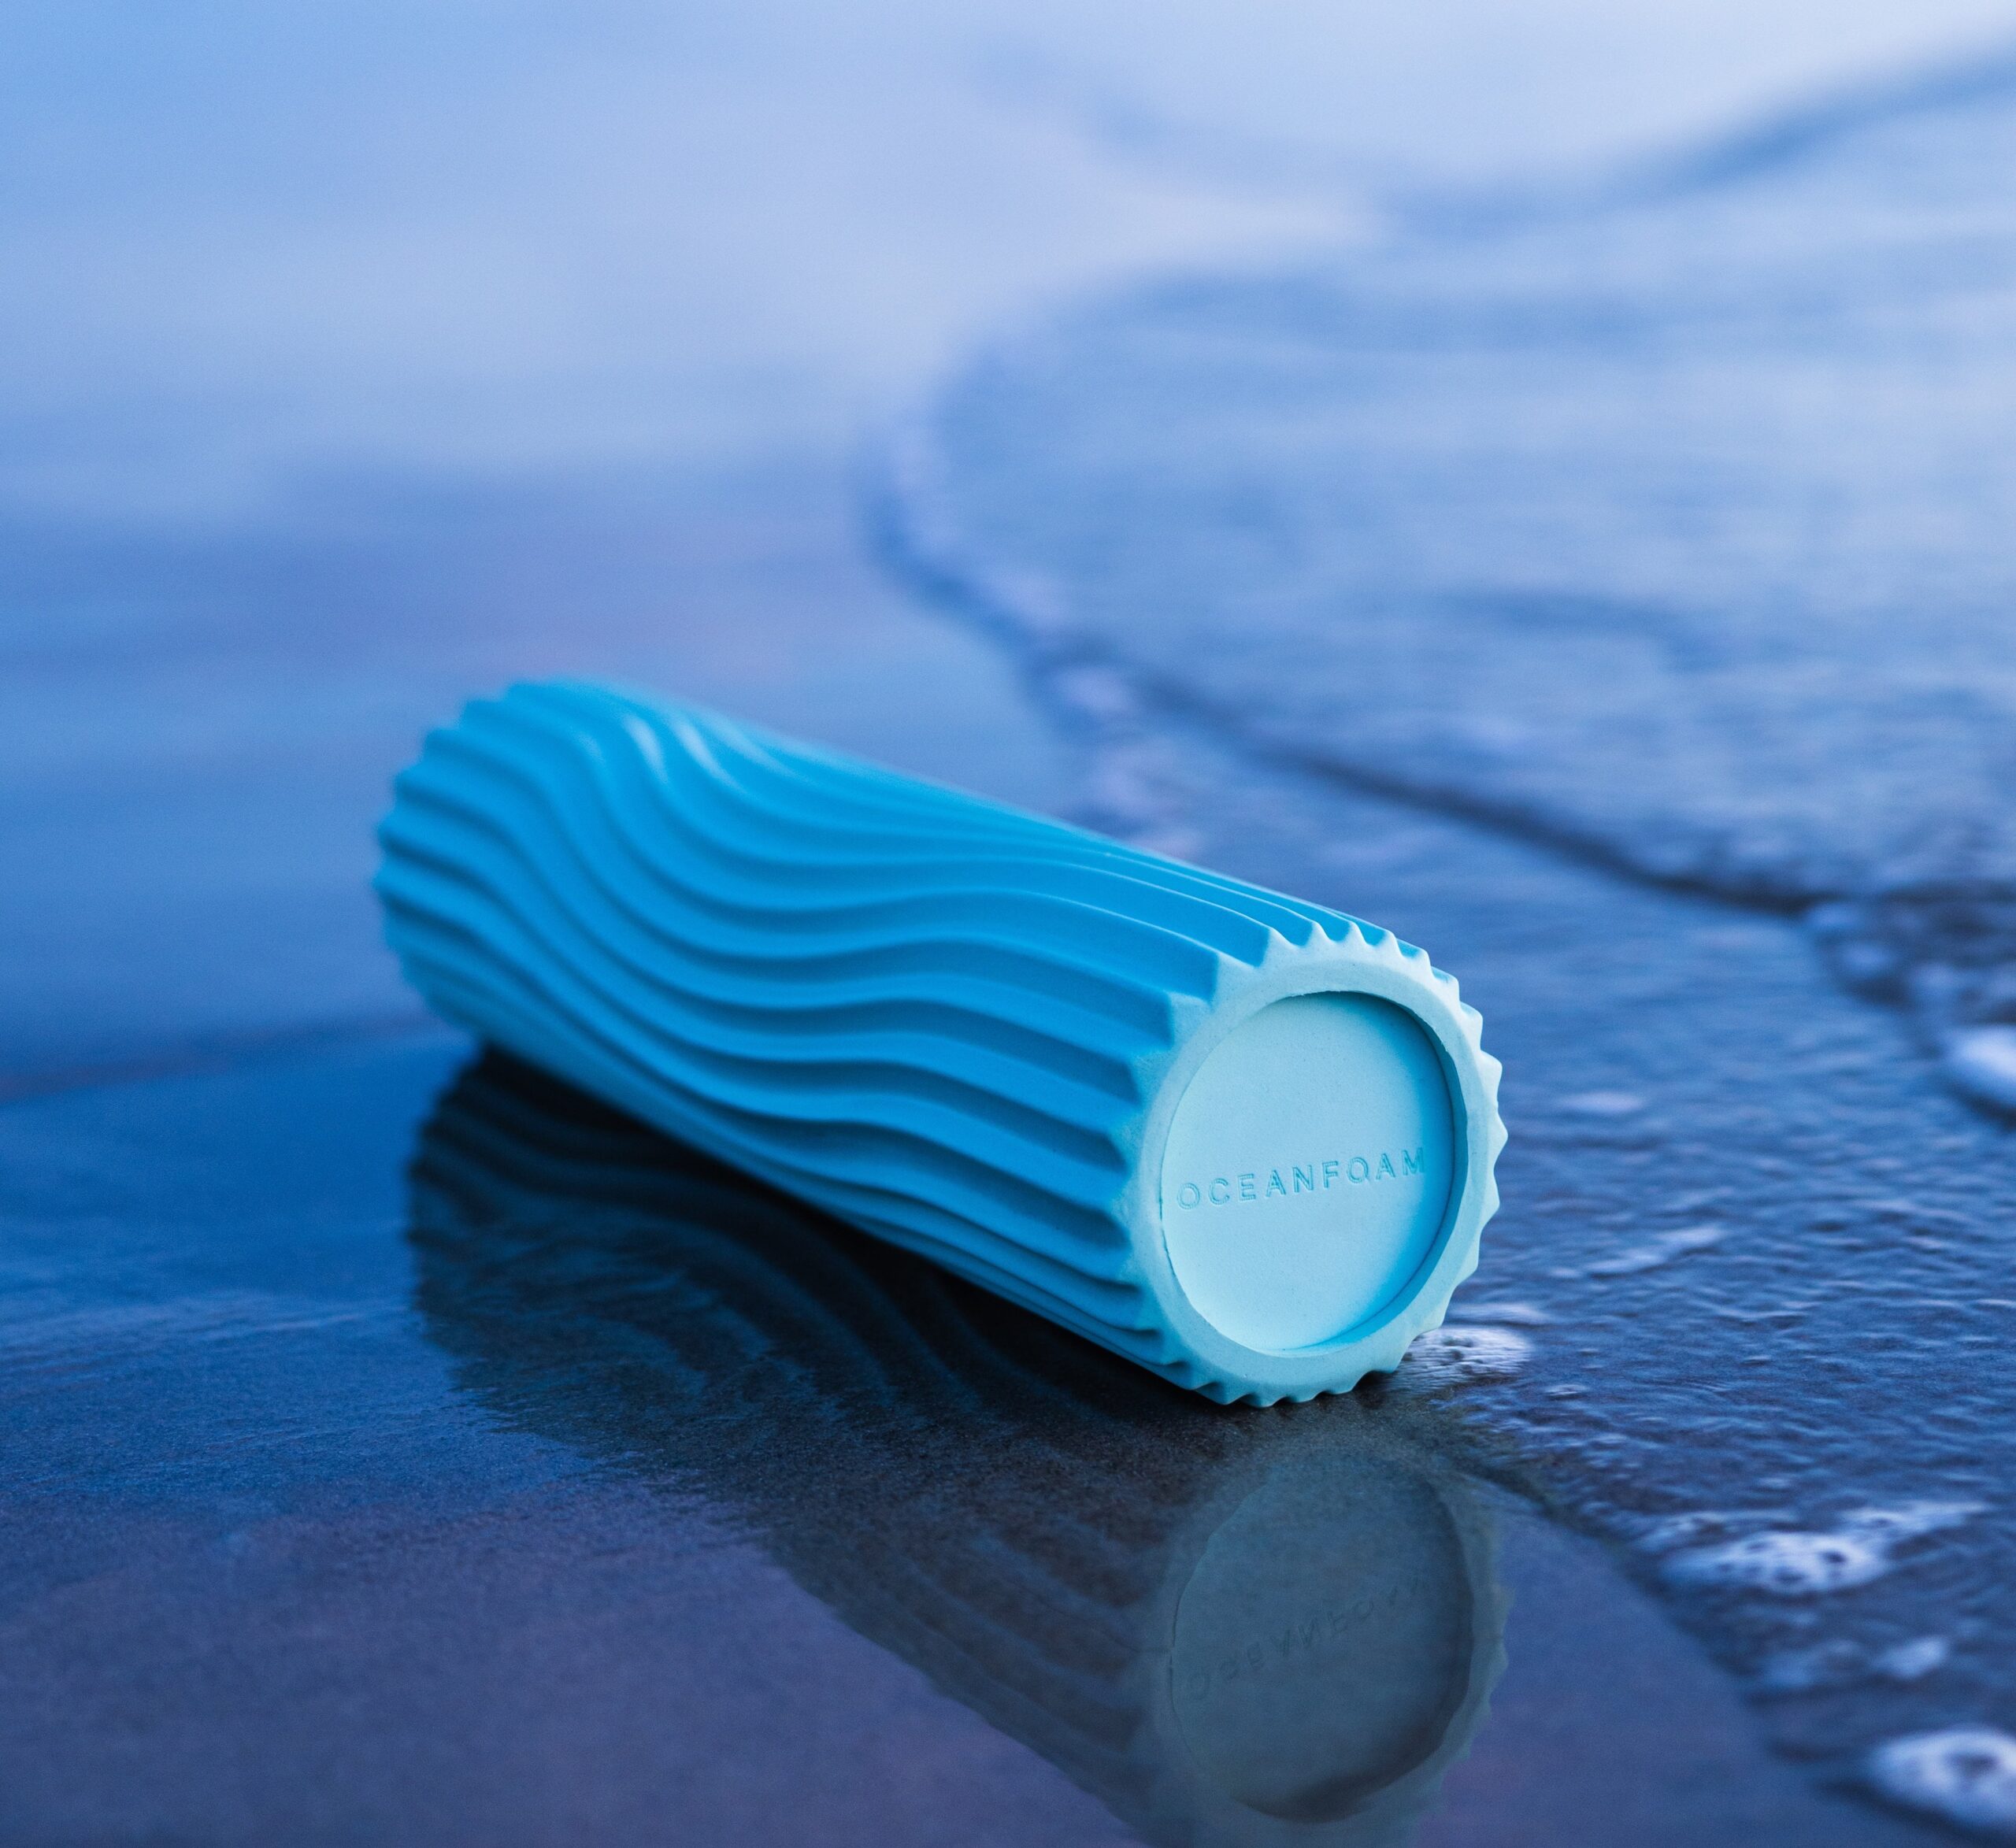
[{"left": 376, "top": 680, "right": 1503, "bottom": 1401}]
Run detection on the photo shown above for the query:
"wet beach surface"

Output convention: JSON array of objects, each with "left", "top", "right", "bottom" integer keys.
[
  {"left": 0, "top": 455, "right": 1985, "bottom": 1844},
  {"left": 9, "top": 8, "right": 2016, "bottom": 1843},
  {"left": 876, "top": 40, "right": 2016, "bottom": 1833},
  {"left": 0, "top": 1026, "right": 1927, "bottom": 1846}
]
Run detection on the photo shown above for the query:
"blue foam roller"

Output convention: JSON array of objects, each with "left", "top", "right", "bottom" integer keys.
[{"left": 376, "top": 680, "right": 1506, "bottom": 1403}]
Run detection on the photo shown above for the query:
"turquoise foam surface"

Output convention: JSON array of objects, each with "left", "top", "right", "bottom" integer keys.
[
  {"left": 1160, "top": 995, "right": 1458, "bottom": 1355},
  {"left": 376, "top": 680, "right": 1504, "bottom": 1401}
]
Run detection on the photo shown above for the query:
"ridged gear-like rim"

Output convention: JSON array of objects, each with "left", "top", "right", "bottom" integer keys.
[{"left": 1123, "top": 921, "right": 1506, "bottom": 1406}]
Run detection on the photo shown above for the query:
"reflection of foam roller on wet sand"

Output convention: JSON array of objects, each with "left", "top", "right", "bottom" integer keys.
[
  {"left": 410, "top": 1054, "right": 1506, "bottom": 1846},
  {"left": 376, "top": 679, "right": 1506, "bottom": 1402}
]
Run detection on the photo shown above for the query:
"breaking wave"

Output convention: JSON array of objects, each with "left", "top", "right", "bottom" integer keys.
[{"left": 877, "top": 44, "right": 2016, "bottom": 1115}]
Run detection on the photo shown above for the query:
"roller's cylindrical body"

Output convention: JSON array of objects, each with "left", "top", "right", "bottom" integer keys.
[{"left": 376, "top": 680, "right": 1505, "bottom": 1402}]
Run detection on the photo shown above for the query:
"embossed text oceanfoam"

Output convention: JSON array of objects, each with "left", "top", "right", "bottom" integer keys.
[{"left": 1171, "top": 1149, "right": 1430, "bottom": 1209}]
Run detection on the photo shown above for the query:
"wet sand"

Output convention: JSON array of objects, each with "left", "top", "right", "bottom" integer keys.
[
  {"left": 9, "top": 9, "right": 2014, "bottom": 1839},
  {"left": 0, "top": 457, "right": 1959, "bottom": 1844}
]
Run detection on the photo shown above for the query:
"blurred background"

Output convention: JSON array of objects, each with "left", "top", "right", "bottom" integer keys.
[
  {"left": 15, "top": 0, "right": 2016, "bottom": 518},
  {"left": 9, "top": 6, "right": 2016, "bottom": 1844},
  {"left": 9, "top": 0, "right": 2016, "bottom": 1085}
]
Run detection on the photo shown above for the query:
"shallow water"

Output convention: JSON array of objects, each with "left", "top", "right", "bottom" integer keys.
[
  {"left": 10, "top": 7, "right": 2016, "bottom": 1841},
  {"left": 890, "top": 47, "right": 2016, "bottom": 1114},
  {"left": 875, "top": 60, "right": 2016, "bottom": 1833},
  {"left": 0, "top": 445, "right": 1987, "bottom": 1842},
  {"left": 1154, "top": 727, "right": 2016, "bottom": 1817},
  {"left": 0, "top": 1028, "right": 1937, "bottom": 1845}
]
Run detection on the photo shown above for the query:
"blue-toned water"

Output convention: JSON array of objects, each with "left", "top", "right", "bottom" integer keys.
[
  {"left": 882, "top": 47, "right": 2016, "bottom": 1836},
  {"left": 10, "top": 6, "right": 2016, "bottom": 1841},
  {"left": 891, "top": 49, "right": 2016, "bottom": 1115}
]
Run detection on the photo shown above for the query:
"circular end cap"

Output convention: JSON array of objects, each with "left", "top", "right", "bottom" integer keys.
[{"left": 1158, "top": 994, "right": 1456, "bottom": 1354}]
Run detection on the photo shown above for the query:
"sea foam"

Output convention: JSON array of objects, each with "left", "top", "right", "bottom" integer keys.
[
  {"left": 1869, "top": 1728, "right": 2016, "bottom": 1839},
  {"left": 884, "top": 60, "right": 2016, "bottom": 1113},
  {"left": 1657, "top": 1502, "right": 1982, "bottom": 1597},
  {"left": 1399, "top": 1324, "right": 1533, "bottom": 1386}
]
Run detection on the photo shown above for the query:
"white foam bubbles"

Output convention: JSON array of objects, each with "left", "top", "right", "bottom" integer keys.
[
  {"left": 1869, "top": 1728, "right": 2016, "bottom": 1839},
  {"left": 1876, "top": 1635, "right": 1953, "bottom": 1682},
  {"left": 1586, "top": 1224, "right": 1726, "bottom": 1277},
  {"left": 1668, "top": 1528, "right": 1891, "bottom": 1594},
  {"left": 1847, "top": 1501, "right": 1989, "bottom": 1546},
  {"left": 1758, "top": 1635, "right": 1951, "bottom": 1694},
  {"left": 1445, "top": 1298, "right": 1553, "bottom": 1326},
  {"left": 1399, "top": 1324, "right": 1532, "bottom": 1386},
  {"left": 1636, "top": 1509, "right": 1786, "bottom": 1554},
  {"left": 1942, "top": 1026, "right": 2016, "bottom": 1114},
  {"left": 1659, "top": 1500, "right": 1984, "bottom": 1597},
  {"left": 1560, "top": 1091, "right": 1646, "bottom": 1117}
]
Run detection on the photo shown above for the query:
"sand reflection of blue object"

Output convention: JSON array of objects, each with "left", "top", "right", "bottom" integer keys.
[{"left": 408, "top": 1050, "right": 1505, "bottom": 1848}]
